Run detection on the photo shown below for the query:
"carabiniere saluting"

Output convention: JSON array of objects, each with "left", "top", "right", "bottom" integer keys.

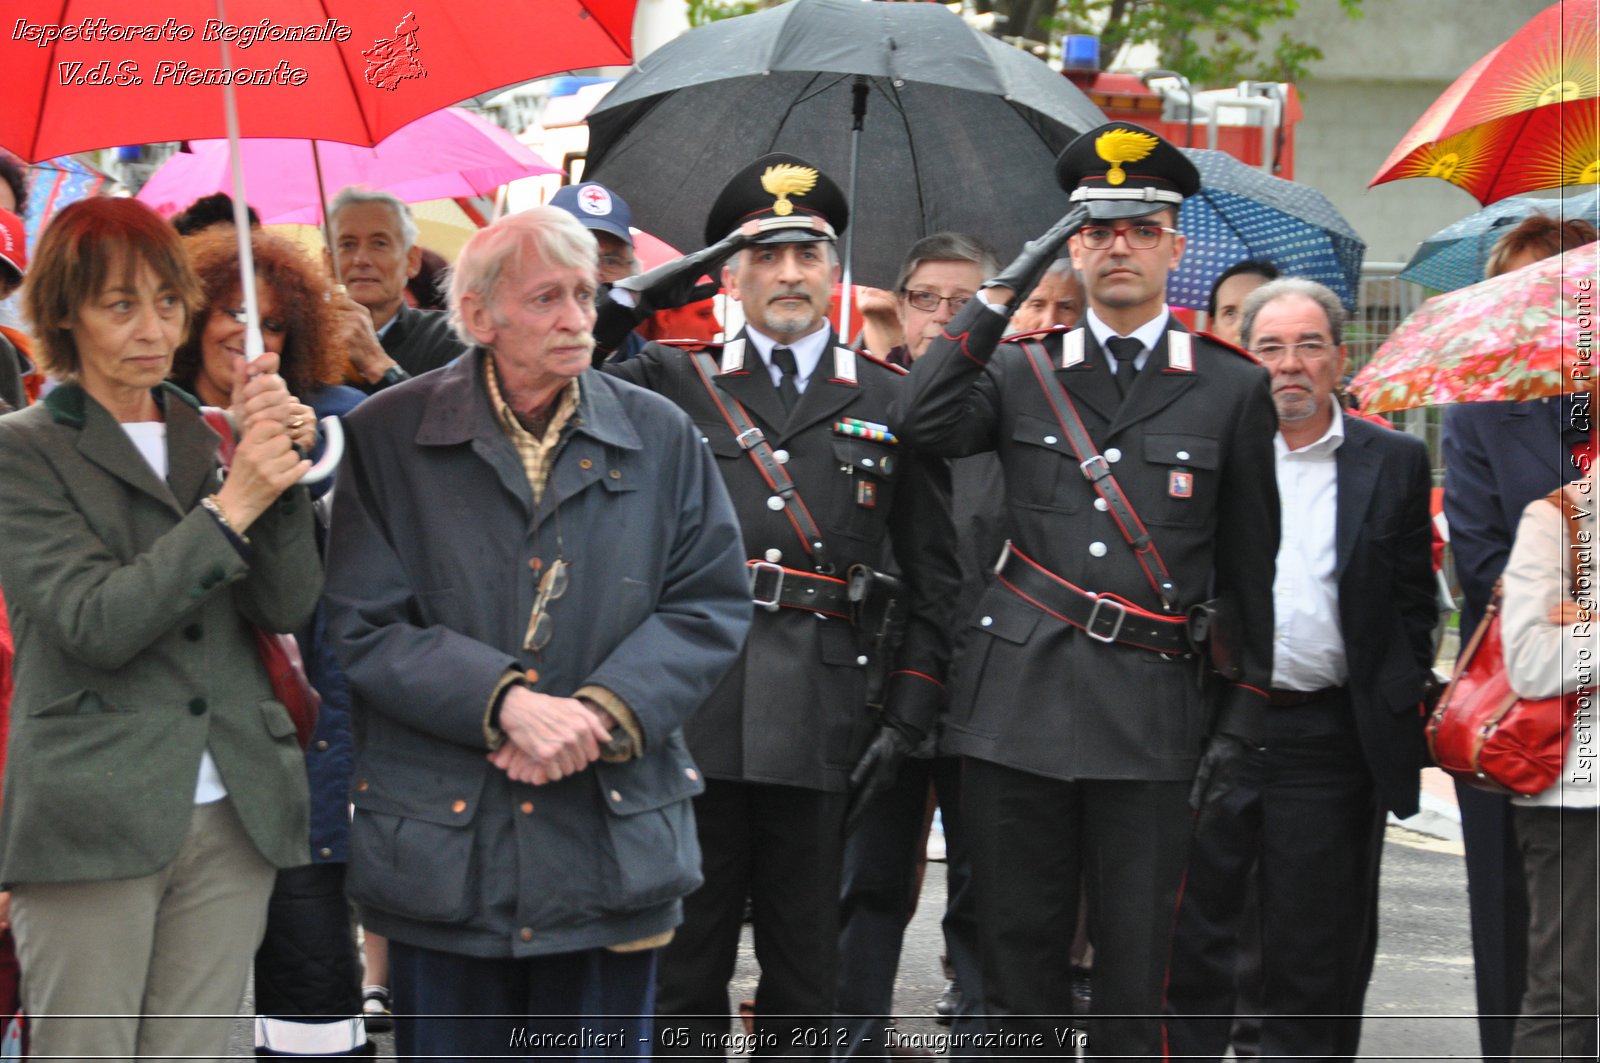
[{"left": 592, "top": 152, "right": 959, "bottom": 1056}]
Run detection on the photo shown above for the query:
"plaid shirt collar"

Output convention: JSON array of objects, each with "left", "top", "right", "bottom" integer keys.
[{"left": 483, "top": 356, "right": 581, "bottom": 504}]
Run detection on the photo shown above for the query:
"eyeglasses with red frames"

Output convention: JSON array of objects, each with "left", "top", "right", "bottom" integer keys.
[{"left": 1076, "top": 224, "right": 1179, "bottom": 250}]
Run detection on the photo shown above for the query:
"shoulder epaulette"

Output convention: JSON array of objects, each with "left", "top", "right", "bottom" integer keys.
[
  {"left": 857, "top": 349, "right": 908, "bottom": 375},
  {"left": 1002, "top": 324, "right": 1071, "bottom": 343},
  {"left": 1194, "top": 330, "right": 1262, "bottom": 365},
  {"left": 658, "top": 338, "right": 724, "bottom": 352}
]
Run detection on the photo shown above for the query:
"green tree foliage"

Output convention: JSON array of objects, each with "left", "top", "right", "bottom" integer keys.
[
  {"left": 686, "top": 0, "right": 767, "bottom": 27},
  {"left": 686, "top": 1, "right": 1363, "bottom": 89},
  {"left": 1039, "top": 0, "right": 1364, "bottom": 86}
]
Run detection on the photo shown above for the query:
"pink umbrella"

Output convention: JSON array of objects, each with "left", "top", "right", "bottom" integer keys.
[{"left": 138, "top": 107, "right": 558, "bottom": 225}]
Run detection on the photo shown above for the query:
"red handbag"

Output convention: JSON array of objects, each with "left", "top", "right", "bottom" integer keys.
[
  {"left": 202, "top": 409, "right": 320, "bottom": 749},
  {"left": 1428, "top": 489, "right": 1587, "bottom": 796}
]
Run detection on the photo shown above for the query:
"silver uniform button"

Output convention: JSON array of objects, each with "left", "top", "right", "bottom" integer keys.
[
  {"left": 1177, "top": 449, "right": 1191, "bottom": 461},
  {"left": 856, "top": 655, "right": 869, "bottom": 666},
  {"left": 1094, "top": 498, "right": 1109, "bottom": 511},
  {"left": 1105, "top": 447, "right": 1122, "bottom": 463},
  {"left": 767, "top": 496, "right": 785, "bottom": 511},
  {"left": 1044, "top": 435, "right": 1058, "bottom": 445},
  {"left": 774, "top": 449, "right": 790, "bottom": 464},
  {"left": 861, "top": 457, "right": 875, "bottom": 468},
  {"left": 980, "top": 616, "right": 994, "bottom": 627},
  {"left": 764, "top": 548, "right": 783, "bottom": 564},
  {"left": 1089, "top": 541, "right": 1108, "bottom": 557}
]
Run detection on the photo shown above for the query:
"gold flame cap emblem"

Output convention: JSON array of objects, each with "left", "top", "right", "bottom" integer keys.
[
  {"left": 761, "top": 164, "right": 818, "bottom": 216},
  {"left": 1094, "top": 128, "right": 1159, "bottom": 187}
]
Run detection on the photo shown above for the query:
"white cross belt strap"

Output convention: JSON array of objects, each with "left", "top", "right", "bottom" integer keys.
[{"left": 688, "top": 350, "right": 834, "bottom": 575}]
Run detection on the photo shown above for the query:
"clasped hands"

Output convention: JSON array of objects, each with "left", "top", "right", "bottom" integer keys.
[{"left": 488, "top": 686, "right": 616, "bottom": 786}]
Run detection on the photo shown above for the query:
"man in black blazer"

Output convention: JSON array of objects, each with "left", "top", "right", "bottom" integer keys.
[
  {"left": 597, "top": 154, "right": 958, "bottom": 1057},
  {"left": 895, "top": 124, "right": 1279, "bottom": 1058},
  {"left": 1166, "top": 278, "right": 1438, "bottom": 1060}
]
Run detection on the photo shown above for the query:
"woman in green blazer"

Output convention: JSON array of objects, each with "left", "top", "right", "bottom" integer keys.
[{"left": 0, "top": 197, "right": 321, "bottom": 1060}]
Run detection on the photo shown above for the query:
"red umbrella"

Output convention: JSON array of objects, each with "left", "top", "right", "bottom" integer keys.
[
  {"left": 1, "top": 0, "right": 636, "bottom": 162},
  {"left": 1, "top": 0, "right": 637, "bottom": 483},
  {"left": 1369, "top": 1, "right": 1598, "bottom": 203}
]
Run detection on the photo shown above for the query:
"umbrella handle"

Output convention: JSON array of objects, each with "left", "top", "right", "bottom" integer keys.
[{"left": 300, "top": 415, "right": 344, "bottom": 486}]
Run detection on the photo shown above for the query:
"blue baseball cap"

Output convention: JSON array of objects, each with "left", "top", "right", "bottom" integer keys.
[{"left": 549, "top": 182, "right": 634, "bottom": 246}]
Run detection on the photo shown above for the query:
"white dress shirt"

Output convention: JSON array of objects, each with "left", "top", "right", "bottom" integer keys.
[
  {"left": 1083, "top": 307, "right": 1172, "bottom": 374},
  {"left": 744, "top": 321, "right": 831, "bottom": 395},
  {"left": 123, "top": 420, "right": 229, "bottom": 805},
  {"left": 1270, "top": 402, "right": 1348, "bottom": 691}
]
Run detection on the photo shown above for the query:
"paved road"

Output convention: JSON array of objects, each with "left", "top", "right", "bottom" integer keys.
[{"left": 232, "top": 822, "right": 1478, "bottom": 1060}]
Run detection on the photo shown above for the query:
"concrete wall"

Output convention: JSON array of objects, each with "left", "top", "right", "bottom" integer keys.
[{"left": 1270, "top": 0, "right": 1550, "bottom": 264}]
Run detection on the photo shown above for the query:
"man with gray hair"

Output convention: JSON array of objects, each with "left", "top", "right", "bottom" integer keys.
[
  {"left": 1008, "top": 257, "right": 1083, "bottom": 334},
  {"left": 1166, "top": 276, "right": 1437, "bottom": 1061},
  {"left": 326, "top": 186, "right": 467, "bottom": 387},
  {"left": 324, "top": 206, "right": 752, "bottom": 1057}
]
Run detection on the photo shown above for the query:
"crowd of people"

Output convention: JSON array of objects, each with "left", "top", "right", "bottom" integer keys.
[{"left": 0, "top": 114, "right": 1591, "bottom": 1063}]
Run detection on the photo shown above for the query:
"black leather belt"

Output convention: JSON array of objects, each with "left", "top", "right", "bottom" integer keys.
[
  {"left": 1268, "top": 686, "right": 1345, "bottom": 707},
  {"left": 747, "top": 561, "right": 851, "bottom": 620},
  {"left": 993, "top": 542, "right": 1191, "bottom": 655}
]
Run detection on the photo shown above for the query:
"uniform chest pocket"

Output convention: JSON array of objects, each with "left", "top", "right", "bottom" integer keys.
[
  {"left": 1141, "top": 433, "right": 1221, "bottom": 527},
  {"left": 829, "top": 436, "right": 899, "bottom": 542},
  {"left": 1006, "top": 414, "right": 1085, "bottom": 514}
]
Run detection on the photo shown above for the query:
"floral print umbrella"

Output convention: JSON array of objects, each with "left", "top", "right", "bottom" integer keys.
[{"left": 1350, "top": 241, "right": 1595, "bottom": 413}]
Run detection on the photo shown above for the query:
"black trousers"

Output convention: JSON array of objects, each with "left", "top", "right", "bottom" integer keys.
[
  {"left": 1169, "top": 698, "right": 1384, "bottom": 1062},
  {"left": 655, "top": 779, "right": 848, "bottom": 1060},
  {"left": 835, "top": 755, "right": 985, "bottom": 1059},
  {"left": 962, "top": 758, "right": 1191, "bottom": 1060},
  {"left": 253, "top": 863, "right": 364, "bottom": 1018},
  {"left": 1456, "top": 781, "right": 1530, "bottom": 1063}
]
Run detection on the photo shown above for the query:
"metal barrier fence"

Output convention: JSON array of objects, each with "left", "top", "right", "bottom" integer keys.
[{"left": 1350, "top": 261, "right": 1441, "bottom": 481}]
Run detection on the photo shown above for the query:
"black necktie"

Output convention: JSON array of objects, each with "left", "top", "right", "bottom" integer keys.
[
  {"left": 1107, "top": 336, "right": 1142, "bottom": 396},
  {"left": 772, "top": 346, "right": 800, "bottom": 413}
]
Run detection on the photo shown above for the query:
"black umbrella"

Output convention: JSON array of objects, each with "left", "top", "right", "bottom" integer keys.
[{"left": 584, "top": 0, "right": 1105, "bottom": 295}]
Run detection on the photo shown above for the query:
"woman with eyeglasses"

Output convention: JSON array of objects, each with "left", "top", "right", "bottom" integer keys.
[
  {"left": 170, "top": 226, "right": 377, "bottom": 1057},
  {"left": 0, "top": 196, "right": 318, "bottom": 1059}
]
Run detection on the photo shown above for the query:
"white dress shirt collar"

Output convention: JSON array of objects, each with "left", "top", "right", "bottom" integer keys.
[
  {"left": 744, "top": 322, "right": 831, "bottom": 394},
  {"left": 1084, "top": 307, "right": 1172, "bottom": 373}
]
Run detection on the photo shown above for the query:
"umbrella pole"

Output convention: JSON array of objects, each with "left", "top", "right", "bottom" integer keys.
[
  {"left": 312, "top": 140, "right": 338, "bottom": 270},
  {"left": 214, "top": 0, "right": 262, "bottom": 365},
  {"left": 837, "top": 76, "right": 869, "bottom": 345},
  {"left": 214, "top": 0, "right": 342, "bottom": 485}
]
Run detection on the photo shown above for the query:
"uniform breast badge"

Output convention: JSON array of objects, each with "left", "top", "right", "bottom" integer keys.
[{"left": 1169, "top": 469, "right": 1194, "bottom": 499}]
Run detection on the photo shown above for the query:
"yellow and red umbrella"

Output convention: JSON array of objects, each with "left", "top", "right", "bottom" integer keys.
[
  {"left": 1349, "top": 241, "right": 1594, "bottom": 413},
  {"left": 1370, "top": 1, "right": 1599, "bottom": 204}
]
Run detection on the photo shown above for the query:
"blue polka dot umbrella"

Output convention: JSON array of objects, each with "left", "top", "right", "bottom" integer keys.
[
  {"left": 1172, "top": 148, "right": 1366, "bottom": 312},
  {"left": 1398, "top": 188, "right": 1600, "bottom": 293}
]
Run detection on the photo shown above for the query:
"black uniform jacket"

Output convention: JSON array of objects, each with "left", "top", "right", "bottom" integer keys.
[
  {"left": 605, "top": 330, "right": 958, "bottom": 793},
  {"left": 894, "top": 301, "right": 1279, "bottom": 782}
]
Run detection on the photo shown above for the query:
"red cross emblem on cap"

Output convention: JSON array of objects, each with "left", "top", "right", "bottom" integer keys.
[{"left": 578, "top": 185, "right": 612, "bottom": 215}]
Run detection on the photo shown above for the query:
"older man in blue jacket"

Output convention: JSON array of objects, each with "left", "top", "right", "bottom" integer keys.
[{"left": 325, "top": 207, "right": 753, "bottom": 1058}]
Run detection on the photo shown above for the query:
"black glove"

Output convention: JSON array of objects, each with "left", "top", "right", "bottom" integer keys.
[
  {"left": 981, "top": 204, "right": 1090, "bottom": 316},
  {"left": 845, "top": 720, "right": 919, "bottom": 834},
  {"left": 1187, "top": 731, "right": 1254, "bottom": 816},
  {"left": 593, "top": 228, "right": 753, "bottom": 354}
]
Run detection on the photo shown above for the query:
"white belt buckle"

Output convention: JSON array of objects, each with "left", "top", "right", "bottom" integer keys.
[{"left": 1085, "top": 596, "right": 1127, "bottom": 644}]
